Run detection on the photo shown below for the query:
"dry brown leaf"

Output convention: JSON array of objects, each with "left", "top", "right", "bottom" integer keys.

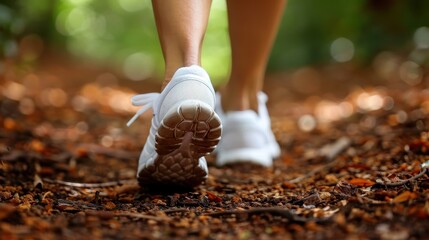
[
  {"left": 281, "top": 181, "right": 297, "bottom": 189},
  {"left": 348, "top": 178, "right": 375, "bottom": 187},
  {"left": 206, "top": 192, "right": 222, "bottom": 203},
  {"left": 393, "top": 191, "right": 418, "bottom": 203},
  {"left": 104, "top": 201, "right": 116, "bottom": 210},
  {"left": 29, "top": 140, "right": 45, "bottom": 153}
]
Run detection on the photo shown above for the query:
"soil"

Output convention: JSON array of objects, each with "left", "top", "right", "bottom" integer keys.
[{"left": 1, "top": 56, "right": 429, "bottom": 239}]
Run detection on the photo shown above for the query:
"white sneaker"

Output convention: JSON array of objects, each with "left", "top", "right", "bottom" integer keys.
[
  {"left": 128, "top": 65, "right": 222, "bottom": 187},
  {"left": 215, "top": 92, "right": 280, "bottom": 167}
]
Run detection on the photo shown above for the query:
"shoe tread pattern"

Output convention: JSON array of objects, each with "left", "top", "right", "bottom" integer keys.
[{"left": 139, "top": 100, "right": 221, "bottom": 187}]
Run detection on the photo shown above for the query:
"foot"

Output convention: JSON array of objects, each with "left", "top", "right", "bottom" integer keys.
[
  {"left": 215, "top": 92, "right": 280, "bottom": 167},
  {"left": 128, "top": 65, "right": 222, "bottom": 187}
]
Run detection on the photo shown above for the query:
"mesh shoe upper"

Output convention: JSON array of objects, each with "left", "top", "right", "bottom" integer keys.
[
  {"left": 128, "top": 65, "right": 221, "bottom": 187},
  {"left": 215, "top": 92, "right": 280, "bottom": 167}
]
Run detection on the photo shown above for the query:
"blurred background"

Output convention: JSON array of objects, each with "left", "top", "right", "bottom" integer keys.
[
  {"left": 1, "top": 0, "right": 429, "bottom": 134},
  {"left": 2, "top": 0, "right": 429, "bottom": 82}
]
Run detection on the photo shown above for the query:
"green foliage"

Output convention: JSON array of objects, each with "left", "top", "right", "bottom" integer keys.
[
  {"left": 2, "top": 0, "right": 429, "bottom": 83},
  {"left": 270, "top": 0, "right": 429, "bottom": 70}
]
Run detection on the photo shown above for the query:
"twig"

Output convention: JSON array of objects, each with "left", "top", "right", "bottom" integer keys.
[
  {"left": 43, "top": 178, "right": 136, "bottom": 188},
  {"left": 33, "top": 174, "right": 43, "bottom": 189},
  {"left": 355, "top": 194, "right": 387, "bottom": 205},
  {"left": 371, "top": 167, "right": 428, "bottom": 189},
  {"left": 33, "top": 162, "right": 44, "bottom": 189},
  {"left": 321, "top": 137, "right": 352, "bottom": 161},
  {"left": 289, "top": 159, "right": 339, "bottom": 184},
  {"left": 76, "top": 144, "right": 139, "bottom": 160},
  {"left": 85, "top": 210, "right": 170, "bottom": 221},
  {"left": 205, "top": 207, "right": 332, "bottom": 223},
  {"left": 289, "top": 137, "right": 351, "bottom": 184},
  {"left": 290, "top": 192, "right": 321, "bottom": 205}
]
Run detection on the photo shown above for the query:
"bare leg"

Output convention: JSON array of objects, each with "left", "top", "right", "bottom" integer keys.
[
  {"left": 222, "top": 0, "right": 286, "bottom": 112},
  {"left": 152, "top": 0, "right": 212, "bottom": 88}
]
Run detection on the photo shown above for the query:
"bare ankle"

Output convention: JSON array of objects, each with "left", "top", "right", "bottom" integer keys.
[
  {"left": 161, "top": 62, "right": 201, "bottom": 90},
  {"left": 220, "top": 88, "right": 258, "bottom": 113}
]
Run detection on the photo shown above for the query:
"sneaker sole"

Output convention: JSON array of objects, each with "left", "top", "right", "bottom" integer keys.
[
  {"left": 216, "top": 147, "right": 275, "bottom": 167},
  {"left": 138, "top": 100, "right": 221, "bottom": 187}
]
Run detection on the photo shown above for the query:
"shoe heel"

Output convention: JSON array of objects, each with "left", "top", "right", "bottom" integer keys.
[
  {"left": 156, "top": 99, "right": 221, "bottom": 157},
  {"left": 139, "top": 100, "right": 221, "bottom": 187}
]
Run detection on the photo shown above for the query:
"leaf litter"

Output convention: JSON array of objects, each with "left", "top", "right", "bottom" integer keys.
[{"left": 1, "top": 59, "right": 429, "bottom": 239}]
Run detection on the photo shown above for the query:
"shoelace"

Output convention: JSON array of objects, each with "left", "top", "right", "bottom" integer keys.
[{"left": 127, "top": 93, "right": 160, "bottom": 127}]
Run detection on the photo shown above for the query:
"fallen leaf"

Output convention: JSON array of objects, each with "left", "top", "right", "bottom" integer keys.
[
  {"left": 324, "top": 174, "right": 339, "bottom": 184},
  {"left": 281, "top": 181, "right": 297, "bottom": 189},
  {"left": 29, "top": 140, "right": 45, "bottom": 153},
  {"left": 348, "top": 178, "right": 375, "bottom": 187},
  {"left": 393, "top": 191, "right": 418, "bottom": 203},
  {"left": 104, "top": 201, "right": 116, "bottom": 210},
  {"left": 407, "top": 140, "right": 429, "bottom": 154},
  {"left": 206, "top": 192, "right": 222, "bottom": 203},
  {"left": 18, "top": 202, "right": 31, "bottom": 211},
  {"left": 232, "top": 195, "right": 242, "bottom": 203}
]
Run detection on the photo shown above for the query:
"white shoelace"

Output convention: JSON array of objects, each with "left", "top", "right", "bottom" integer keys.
[{"left": 127, "top": 93, "right": 160, "bottom": 127}]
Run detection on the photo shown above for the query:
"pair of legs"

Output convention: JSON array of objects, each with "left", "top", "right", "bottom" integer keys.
[
  {"left": 130, "top": 0, "right": 285, "bottom": 187},
  {"left": 152, "top": 0, "right": 286, "bottom": 113}
]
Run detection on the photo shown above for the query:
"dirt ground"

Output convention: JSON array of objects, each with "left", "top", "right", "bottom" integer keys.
[{"left": 1, "top": 56, "right": 429, "bottom": 239}]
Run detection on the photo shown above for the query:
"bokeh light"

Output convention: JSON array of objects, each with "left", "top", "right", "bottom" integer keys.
[
  {"left": 298, "top": 114, "right": 317, "bottom": 132},
  {"left": 56, "top": 7, "right": 94, "bottom": 36},
  {"left": 1, "top": 0, "right": 429, "bottom": 135},
  {"left": 3, "top": 82, "right": 26, "bottom": 101},
  {"left": 122, "top": 52, "right": 154, "bottom": 81},
  {"left": 399, "top": 61, "right": 423, "bottom": 86},
  {"left": 383, "top": 96, "right": 395, "bottom": 111},
  {"left": 315, "top": 100, "right": 343, "bottom": 123},
  {"left": 372, "top": 52, "right": 400, "bottom": 81},
  {"left": 396, "top": 110, "right": 408, "bottom": 124},
  {"left": 19, "top": 98, "right": 35, "bottom": 115},
  {"left": 72, "top": 95, "right": 91, "bottom": 112},
  {"left": 330, "top": 37, "right": 355, "bottom": 62},
  {"left": 338, "top": 101, "right": 354, "bottom": 118},
  {"left": 67, "top": 0, "right": 92, "bottom": 5},
  {"left": 118, "top": 0, "right": 149, "bottom": 12},
  {"left": 414, "top": 26, "right": 429, "bottom": 49},
  {"left": 39, "top": 88, "right": 68, "bottom": 107},
  {"left": 356, "top": 92, "right": 384, "bottom": 112},
  {"left": 75, "top": 121, "right": 89, "bottom": 134},
  {"left": 101, "top": 135, "right": 114, "bottom": 147}
]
